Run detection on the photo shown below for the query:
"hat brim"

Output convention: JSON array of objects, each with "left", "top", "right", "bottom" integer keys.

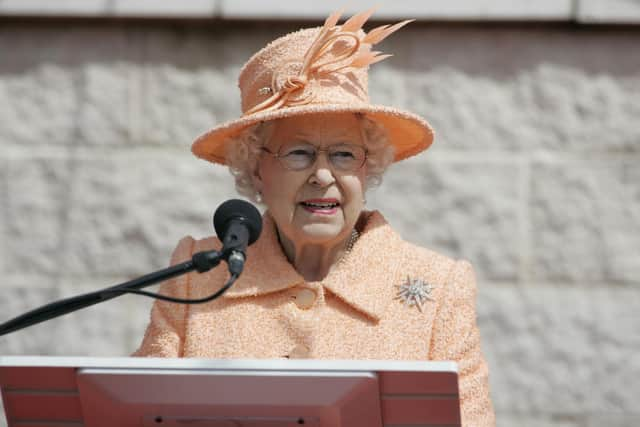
[{"left": 191, "top": 103, "right": 434, "bottom": 165}]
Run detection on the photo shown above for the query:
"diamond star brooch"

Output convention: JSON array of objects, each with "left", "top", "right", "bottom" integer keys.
[{"left": 395, "top": 276, "right": 435, "bottom": 312}]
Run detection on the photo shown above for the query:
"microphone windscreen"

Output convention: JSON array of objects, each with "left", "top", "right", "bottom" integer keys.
[{"left": 213, "top": 199, "right": 263, "bottom": 245}]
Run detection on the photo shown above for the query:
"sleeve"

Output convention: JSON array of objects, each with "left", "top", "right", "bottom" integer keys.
[
  {"left": 131, "top": 236, "right": 195, "bottom": 358},
  {"left": 429, "top": 260, "right": 496, "bottom": 427}
]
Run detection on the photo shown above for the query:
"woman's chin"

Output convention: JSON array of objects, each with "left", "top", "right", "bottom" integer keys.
[{"left": 297, "top": 223, "right": 345, "bottom": 243}]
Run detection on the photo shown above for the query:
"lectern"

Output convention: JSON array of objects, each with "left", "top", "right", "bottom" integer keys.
[{"left": 0, "top": 356, "right": 460, "bottom": 426}]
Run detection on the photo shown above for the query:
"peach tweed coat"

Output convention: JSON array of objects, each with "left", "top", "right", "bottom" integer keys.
[{"left": 134, "top": 210, "right": 495, "bottom": 426}]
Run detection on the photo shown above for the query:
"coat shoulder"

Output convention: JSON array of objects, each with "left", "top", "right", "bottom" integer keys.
[{"left": 394, "top": 238, "right": 459, "bottom": 288}]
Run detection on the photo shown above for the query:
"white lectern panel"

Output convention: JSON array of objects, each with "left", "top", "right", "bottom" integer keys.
[{"left": 0, "top": 357, "right": 460, "bottom": 427}]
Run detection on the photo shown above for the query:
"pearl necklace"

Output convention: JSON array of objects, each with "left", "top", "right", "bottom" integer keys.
[{"left": 344, "top": 228, "right": 360, "bottom": 254}]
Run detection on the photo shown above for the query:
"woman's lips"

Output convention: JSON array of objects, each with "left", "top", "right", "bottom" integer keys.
[{"left": 299, "top": 198, "right": 340, "bottom": 215}]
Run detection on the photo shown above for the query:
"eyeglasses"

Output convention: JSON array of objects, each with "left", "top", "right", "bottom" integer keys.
[{"left": 261, "top": 142, "right": 368, "bottom": 172}]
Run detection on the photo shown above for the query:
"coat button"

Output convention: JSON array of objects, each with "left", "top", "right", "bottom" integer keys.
[
  {"left": 293, "top": 288, "right": 317, "bottom": 310},
  {"left": 288, "top": 344, "right": 310, "bottom": 359}
]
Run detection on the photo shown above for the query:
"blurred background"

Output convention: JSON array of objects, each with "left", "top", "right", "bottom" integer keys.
[{"left": 1, "top": 1, "right": 639, "bottom": 426}]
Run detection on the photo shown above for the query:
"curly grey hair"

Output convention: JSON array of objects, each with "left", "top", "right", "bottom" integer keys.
[{"left": 226, "top": 113, "right": 395, "bottom": 203}]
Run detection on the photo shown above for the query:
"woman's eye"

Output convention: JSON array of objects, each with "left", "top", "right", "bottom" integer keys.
[
  {"left": 332, "top": 151, "right": 356, "bottom": 159},
  {"left": 290, "top": 149, "right": 313, "bottom": 155},
  {"left": 282, "top": 145, "right": 315, "bottom": 157}
]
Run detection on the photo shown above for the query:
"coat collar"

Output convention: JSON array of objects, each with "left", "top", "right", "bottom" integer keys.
[{"left": 222, "top": 210, "right": 404, "bottom": 322}]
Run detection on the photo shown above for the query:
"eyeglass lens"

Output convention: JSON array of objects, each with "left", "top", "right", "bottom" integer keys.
[{"left": 278, "top": 143, "right": 366, "bottom": 171}]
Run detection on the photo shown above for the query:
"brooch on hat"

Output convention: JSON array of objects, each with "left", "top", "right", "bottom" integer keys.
[{"left": 395, "top": 276, "right": 435, "bottom": 311}]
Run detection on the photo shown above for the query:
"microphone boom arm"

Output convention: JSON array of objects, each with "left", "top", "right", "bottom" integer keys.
[{"left": 0, "top": 248, "right": 224, "bottom": 337}]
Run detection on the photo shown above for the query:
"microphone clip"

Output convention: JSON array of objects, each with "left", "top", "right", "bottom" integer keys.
[
  {"left": 226, "top": 251, "right": 246, "bottom": 276},
  {"left": 191, "top": 249, "right": 224, "bottom": 273}
]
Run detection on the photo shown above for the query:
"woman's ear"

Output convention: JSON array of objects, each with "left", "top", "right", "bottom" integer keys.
[
  {"left": 251, "top": 119, "right": 275, "bottom": 197},
  {"left": 251, "top": 164, "right": 264, "bottom": 194}
]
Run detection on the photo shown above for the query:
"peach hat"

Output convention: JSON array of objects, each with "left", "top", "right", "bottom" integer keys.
[{"left": 192, "top": 8, "right": 434, "bottom": 165}]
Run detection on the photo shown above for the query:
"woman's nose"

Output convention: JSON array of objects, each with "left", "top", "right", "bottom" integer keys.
[{"left": 308, "top": 154, "right": 336, "bottom": 186}]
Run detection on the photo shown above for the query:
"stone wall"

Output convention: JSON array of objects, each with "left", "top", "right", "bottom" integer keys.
[{"left": 1, "top": 20, "right": 639, "bottom": 426}]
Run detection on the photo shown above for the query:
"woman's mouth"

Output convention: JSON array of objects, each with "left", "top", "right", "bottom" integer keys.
[{"left": 300, "top": 199, "right": 340, "bottom": 215}]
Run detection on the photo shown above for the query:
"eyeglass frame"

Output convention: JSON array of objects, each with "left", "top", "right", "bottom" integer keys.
[{"left": 260, "top": 142, "right": 369, "bottom": 172}]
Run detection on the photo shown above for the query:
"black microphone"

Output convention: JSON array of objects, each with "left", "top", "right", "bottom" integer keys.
[{"left": 213, "top": 199, "right": 262, "bottom": 276}]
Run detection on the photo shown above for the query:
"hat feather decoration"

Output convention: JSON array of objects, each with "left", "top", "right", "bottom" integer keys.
[{"left": 245, "top": 8, "right": 414, "bottom": 116}]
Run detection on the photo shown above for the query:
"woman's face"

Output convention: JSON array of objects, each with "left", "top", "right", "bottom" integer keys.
[{"left": 255, "top": 113, "right": 367, "bottom": 247}]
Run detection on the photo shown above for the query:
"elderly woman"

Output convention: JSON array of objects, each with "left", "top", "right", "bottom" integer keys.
[{"left": 134, "top": 9, "right": 495, "bottom": 426}]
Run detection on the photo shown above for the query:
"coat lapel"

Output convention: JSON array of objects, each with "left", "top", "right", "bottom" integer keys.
[{"left": 320, "top": 211, "right": 403, "bottom": 322}]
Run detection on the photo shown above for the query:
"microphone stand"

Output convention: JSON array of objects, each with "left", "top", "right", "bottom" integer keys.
[{"left": 0, "top": 248, "right": 226, "bottom": 337}]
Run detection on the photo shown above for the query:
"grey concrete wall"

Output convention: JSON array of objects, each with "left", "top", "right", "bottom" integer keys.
[{"left": 1, "top": 21, "right": 639, "bottom": 426}]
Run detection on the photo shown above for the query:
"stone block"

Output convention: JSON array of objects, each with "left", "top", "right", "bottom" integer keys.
[
  {"left": 583, "top": 413, "right": 640, "bottom": 426},
  {"left": 0, "top": 65, "right": 76, "bottom": 147},
  {"left": 0, "top": 285, "right": 61, "bottom": 355},
  {"left": 0, "top": 280, "right": 134, "bottom": 356},
  {"left": 391, "top": 25, "right": 640, "bottom": 79},
  {"left": 0, "top": 0, "right": 105, "bottom": 16},
  {"left": 67, "top": 29, "right": 139, "bottom": 146},
  {"left": 143, "top": 25, "right": 280, "bottom": 71},
  {"left": 0, "top": 0, "right": 219, "bottom": 18},
  {"left": 0, "top": 27, "right": 141, "bottom": 148},
  {"left": 61, "top": 148, "right": 238, "bottom": 277},
  {"left": 0, "top": 0, "right": 574, "bottom": 20},
  {"left": 57, "top": 280, "right": 138, "bottom": 356},
  {"left": 367, "top": 156, "right": 520, "bottom": 281},
  {"left": 478, "top": 285, "right": 640, "bottom": 414},
  {"left": 578, "top": 0, "right": 640, "bottom": 23},
  {"left": 399, "top": 65, "right": 640, "bottom": 152},
  {"left": 0, "top": 157, "right": 6, "bottom": 276},
  {"left": 140, "top": 29, "right": 247, "bottom": 146},
  {"left": 531, "top": 159, "right": 640, "bottom": 284},
  {"left": 140, "top": 66, "right": 241, "bottom": 146},
  {"left": 112, "top": 0, "right": 218, "bottom": 18},
  {"left": 496, "top": 414, "right": 579, "bottom": 427},
  {"left": 77, "top": 63, "right": 137, "bottom": 146},
  {"left": 4, "top": 156, "right": 71, "bottom": 276},
  {"left": 400, "top": 68, "right": 526, "bottom": 151},
  {"left": 496, "top": 413, "right": 640, "bottom": 427},
  {"left": 369, "top": 67, "right": 409, "bottom": 109},
  {"left": 220, "top": 0, "right": 572, "bottom": 20}
]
